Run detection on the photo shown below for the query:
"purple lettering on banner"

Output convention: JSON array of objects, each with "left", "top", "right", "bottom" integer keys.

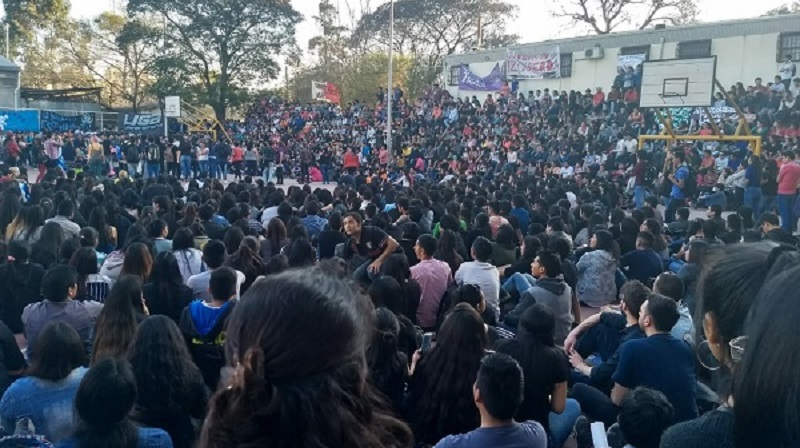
[{"left": 458, "top": 64, "right": 506, "bottom": 91}]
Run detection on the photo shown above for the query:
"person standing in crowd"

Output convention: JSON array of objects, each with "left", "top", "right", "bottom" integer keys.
[
  {"left": 432, "top": 353, "right": 547, "bottom": 448},
  {"left": 777, "top": 150, "right": 800, "bottom": 231},
  {"left": 665, "top": 151, "right": 690, "bottom": 223}
]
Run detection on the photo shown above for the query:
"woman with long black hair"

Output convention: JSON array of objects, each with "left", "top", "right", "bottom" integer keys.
[
  {"left": 576, "top": 229, "right": 619, "bottom": 308},
  {"left": 30, "top": 221, "right": 64, "bottom": 270},
  {"left": 0, "top": 240, "right": 44, "bottom": 334},
  {"left": 91, "top": 276, "right": 142, "bottom": 364},
  {"left": 198, "top": 268, "right": 411, "bottom": 448},
  {"left": 366, "top": 307, "right": 407, "bottom": 412},
  {"left": 143, "top": 252, "right": 194, "bottom": 323},
  {"left": 58, "top": 358, "right": 173, "bottom": 448},
  {"left": 405, "top": 303, "right": 487, "bottom": 445},
  {"left": 88, "top": 207, "right": 117, "bottom": 255},
  {"left": 128, "top": 316, "right": 207, "bottom": 448},
  {"left": 69, "top": 247, "right": 113, "bottom": 303}
]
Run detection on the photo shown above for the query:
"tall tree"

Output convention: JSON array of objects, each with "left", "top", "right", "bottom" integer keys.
[
  {"left": 765, "top": 1, "right": 800, "bottom": 15},
  {"left": 2, "top": 0, "right": 71, "bottom": 58},
  {"left": 64, "top": 13, "right": 160, "bottom": 110},
  {"left": 352, "top": 0, "right": 518, "bottom": 86},
  {"left": 552, "top": 0, "right": 698, "bottom": 34},
  {"left": 127, "top": 0, "right": 302, "bottom": 121}
]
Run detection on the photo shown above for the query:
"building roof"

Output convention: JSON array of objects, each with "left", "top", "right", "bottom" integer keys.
[
  {"left": 445, "top": 13, "right": 800, "bottom": 65},
  {"left": 0, "top": 55, "right": 20, "bottom": 72}
]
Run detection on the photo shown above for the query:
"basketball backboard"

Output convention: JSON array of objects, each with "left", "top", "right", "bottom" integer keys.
[{"left": 639, "top": 57, "right": 716, "bottom": 108}]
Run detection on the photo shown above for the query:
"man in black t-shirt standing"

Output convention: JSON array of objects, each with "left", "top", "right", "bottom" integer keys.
[{"left": 342, "top": 212, "right": 399, "bottom": 285}]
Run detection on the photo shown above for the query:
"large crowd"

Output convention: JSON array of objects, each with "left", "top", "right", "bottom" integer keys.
[{"left": 0, "top": 58, "right": 795, "bottom": 448}]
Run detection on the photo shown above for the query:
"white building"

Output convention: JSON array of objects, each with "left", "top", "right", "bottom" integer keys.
[{"left": 442, "top": 14, "right": 800, "bottom": 98}]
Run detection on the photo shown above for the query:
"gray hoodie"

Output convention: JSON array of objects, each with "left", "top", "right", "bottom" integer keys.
[{"left": 504, "top": 277, "right": 573, "bottom": 345}]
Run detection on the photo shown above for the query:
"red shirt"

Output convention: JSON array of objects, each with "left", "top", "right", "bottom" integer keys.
[
  {"left": 778, "top": 161, "right": 800, "bottom": 194},
  {"left": 231, "top": 146, "right": 244, "bottom": 162}
]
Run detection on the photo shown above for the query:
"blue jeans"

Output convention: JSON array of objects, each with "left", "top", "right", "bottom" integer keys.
[
  {"left": 634, "top": 185, "right": 646, "bottom": 209},
  {"left": 146, "top": 162, "right": 160, "bottom": 178},
  {"left": 218, "top": 161, "right": 228, "bottom": 179},
  {"left": 502, "top": 272, "right": 535, "bottom": 295},
  {"left": 180, "top": 155, "right": 192, "bottom": 179},
  {"left": 549, "top": 399, "right": 581, "bottom": 448},
  {"left": 262, "top": 162, "right": 272, "bottom": 182},
  {"left": 127, "top": 162, "right": 138, "bottom": 177},
  {"left": 321, "top": 164, "right": 330, "bottom": 184},
  {"left": 208, "top": 157, "right": 218, "bottom": 179},
  {"left": 778, "top": 193, "right": 796, "bottom": 232},
  {"left": 744, "top": 187, "right": 762, "bottom": 217},
  {"left": 759, "top": 194, "right": 776, "bottom": 219},
  {"left": 353, "top": 259, "right": 380, "bottom": 285},
  {"left": 199, "top": 160, "right": 209, "bottom": 177}
]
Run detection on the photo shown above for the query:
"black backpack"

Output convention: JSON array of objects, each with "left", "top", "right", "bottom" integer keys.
[
  {"left": 126, "top": 145, "right": 140, "bottom": 163},
  {"left": 147, "top": 144, "right": 160, "bottom": 161}
]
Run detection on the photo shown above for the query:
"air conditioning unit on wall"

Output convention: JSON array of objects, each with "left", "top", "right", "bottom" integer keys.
[{"left": 577, "top": 45, "right": 605, "bottom": 60}]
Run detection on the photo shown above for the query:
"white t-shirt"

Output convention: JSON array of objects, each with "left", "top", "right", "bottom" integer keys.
[
  {"left": 187, "top": 268, "right": 246, "bottom": 302},
  {"left": 507, "top": 151, "right": 518, "bottom": 164},
  {"left": 780, "top": 61, "right": 796, "bottom": 81}
]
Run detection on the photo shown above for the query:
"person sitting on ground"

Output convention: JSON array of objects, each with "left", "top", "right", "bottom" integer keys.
[
  {"left": 619, "top": 231, "right": 663, "bottom": 285},
  {"left": 616, "top": 387, "right": 674, "bottom": 448},
  {"left": 22, "top": 264, "right": 103, "bottom": 357},
  {"left": 502, "top": 249, "right": 573, "bottom": 344},
  {"left": 760, "top": 212, "right": 799, "bottom": 246},
  {"left": 652, "top": 272, "right": 694, "bottom": 345},
  {"left": 56, "top": 358, "right": 174, "bottom": 448},
  {"left": 341, "top": 212, "right": 400, "bottom": 285},
  {"left": 433, "top": 353, "right": 547, "bottom": 448},
  {"left": 455, "top": 237, "right": 500, "bottom": 318},
  {"left": 410, "top": 234, "right": 453, "bottom": 330},
  {"left": 186, "top": 240, "right": 245, "bottom": 302},
  {"left": 179, "top": 267, "right": 238, "bottom": 390}
]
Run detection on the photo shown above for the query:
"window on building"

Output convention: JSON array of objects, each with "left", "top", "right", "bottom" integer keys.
[
  {"left": 448, "top": 66, "right": 460, "bottom": 86},
  {"left": 778, "top": 33, "right": 800, "bottom": 63},
  {"left": 620, "top": 45, "right": 650, "bottom": 58},
  {"left": 560, "top": 53, "right": 572, "bottom": 78},
  {"left": 676, "top": 40, "right": 712, "bottom": 59}
]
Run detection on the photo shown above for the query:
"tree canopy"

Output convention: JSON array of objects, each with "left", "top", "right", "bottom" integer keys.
[{"left": 552, "top": 0, "right": 698, "bottom": 35}]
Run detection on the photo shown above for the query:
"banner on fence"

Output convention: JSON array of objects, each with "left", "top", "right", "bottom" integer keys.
[
  {"left": 618, "top": 54, "right": 647, "bottom": 71},
  {"left": 311, "top": 81, "right": 341, "bottom": 104},
  {"left": 0, "top": 110, "right": 40, "bottom": 132},
  {"left": 40, "top": 111, "right": 96, "bottom": 132},
  {"left": 121, "top": 113, "right": 164, "bottom": 135},
  {"left": 458, "top": 64, "right": 506, "bottom": 91},
  {"left": 506, "top": 47, "right": 560, "bottom": 79}
]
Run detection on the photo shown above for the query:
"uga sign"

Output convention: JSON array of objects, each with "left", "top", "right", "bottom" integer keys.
[{"left": 122, "top": 113, "right": 163, "bottom": 135}]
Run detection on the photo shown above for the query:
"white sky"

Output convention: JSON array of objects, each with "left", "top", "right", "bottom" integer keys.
[{"left": 72, "top": 0, "right": 791, "bottom": 49}]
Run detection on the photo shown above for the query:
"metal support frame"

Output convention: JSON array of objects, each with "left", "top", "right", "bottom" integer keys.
[
  {"left": 638, "top": 77, "right": 762, "bottom": 155},
  {"left": 177, "top": 101, "right": 232, "bottom": 143}
]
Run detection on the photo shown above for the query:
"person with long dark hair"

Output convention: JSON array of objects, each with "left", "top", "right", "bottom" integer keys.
[
  {"left": 661, "top": 243, "right": 794, "bottom": 448},
  {"left": 366, "top": 307, "right": 407, "bottom": 412},
  {"left": 198, "top": 268, "right": 412, "bottom": 448},
  {"left": 90, "top": 276, "right": 142, "bottom": 364},
  {"left": 128, "top": 316, "right": 207, "bottom": 448},
  {"left": 367, "top": 276, "right": 419, "bottom": 359},
  {"left": 381, "top": 254, "right": 422, "bottom": 324},
  {"left": 405, "top": 303, "right": 487, "bottom": 445},
  {"left": 172, "top": 227, "right": 205, "bottom": 283},
  {"left": 101, "top": 225, "right": 153, "bottom": 283},
  {"left": 58, "top": 358, "right": 173, "bottom": 448},
  {"left": 0, "top": 240, "right": 44, "bottom": 334},
  {"left": 490, "top": 223, "right": 519, "bottom": 266},
  {"left": 143, "top": 252, "right": 193, "bottom": 323},
  {"left": 88, "top": 207, "right": 117, "bottom": 255},
  {"left": 733, "top": 259, "right": 800, "bottom": 448},
  {"left": 434, "top": 229, "right": 464, "bottom": 276},
  {"left": 225, "top": 236, "right": 264, "bottom": 294},
  {"left": 495, "top": 304, "right": 580, "bottom": 448},
  {"left": 120, "top": 242, "right": 154, "bottom": 283},
  {"left": 30, "top": 221, "right": 64, "bottom": 270},
  {"left": 260, "top": 217, "right": 288, "bottom": 262},
  {"left": 0, "top": 323, "right": 87, "bottom": 442},
  {"left": 576, "top": 229, "right": 619, "bottom": 308},
  {"left": 70, "top": 247, "right": 113, "bottom": 303}
]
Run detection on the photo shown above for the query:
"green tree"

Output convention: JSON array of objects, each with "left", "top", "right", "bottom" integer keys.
[
  {"left": 2, "top": 0, "right": 71, "bottom": 58},
  {"left": 352, "top": 0, "right": 518, "bottom": 86},
  {"left": 127, "top": 0, "right": 302, "bottom": 121}
]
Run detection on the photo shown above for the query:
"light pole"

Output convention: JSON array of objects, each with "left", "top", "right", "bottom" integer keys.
[{"left": 386, "top": 0, "right": 394, "bottom": 162}]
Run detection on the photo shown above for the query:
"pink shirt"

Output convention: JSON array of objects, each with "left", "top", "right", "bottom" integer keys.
[
  {"left": 778, "top": 162, "right": 800, "bottom": 195},
  {"left": 410, "top": 258, "right": 453, "bottom": 328}
]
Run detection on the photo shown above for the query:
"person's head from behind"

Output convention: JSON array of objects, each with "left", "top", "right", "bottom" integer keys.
[
  {"left": 79, "top": 227, "right": 98, "bottom": 249},
  {"left": 452, "top": 283, "right": 486, "bottom": 315},
  {"left": 620, "top": 280, "right": 650, "bottom": 321},
  {"left": 638, "top": 294, "right": 679, "bottom": 334},
  {"left": 57, "top": 199, "right": 74, "bottom": 218},
  {"left": 636, "top": 231, "right": 655, "bottom": 250},
  {"left": 201, "top": 268, "right": 411, "bottom": 447},
  {"left": 517, "top": 303, "right": 556, "bottom": 347},
  {"left": 473, "top": 353, "right": 524, "bottom": 422},
  {"left": 41, "top": 264, "right": 78, "bottom": 301},
  {"left": 653, "top": 272, "right": 684, "bottom": 303},
  {"left": 438, "top": 302, "right": 488, "bottom": 353},
  {"left": 148, "top": 219, "right": 168, "bottom": 239},
  {"left": 686, "top": 239, "right": 710, "bottom": 265},
  {"left": 7, "top": 239, "right": 30, "bottom": 264},
  {"left": 210, "top": 266, "right": 237, "bottom": 302},
  {"left": 30, "top": 322, "right": 86, "bottom": 381},
  {"left": 546, "top": 216, "right": 564, "bottom": 234},
  {"left": 591, "top": 229, "right": 618, "bottom": 258},
  {"left": 202, "top": 240, "right": 227, "bottom": 269},
  {"left": 121, "top": 242, "right": 153, "bottom": 280},
  {"left": 74, "top": 358, "right": 138, "bottom": 447},
  {"left": 618, "top": 387, "right": 674, "bottom": 448},
  {"left": 676, "top": 207, "right": 690, "bottom": 222},
  {"left": 367, "top": 276, "right": 406, "bottom": 316},
  {"left": 128, "top": 315, "right": 197, "bottom": 394},
  {"left": 530, "top": 249, "right": 561, "bottom": 279},
  {"left": 172, "top": 227, "right": 195, "bottom": 251},
  {"left": 471, "top": 236, "right": 492, "bottom": 263},
  {"left": 707, "top": 204, "right": 722, "bottom": 219},
  {"left": 381, "top": 253, "right": 410, "bottom": 284},
  {"left": 735, "top": 262, "right": 800, "bottom": 447}
]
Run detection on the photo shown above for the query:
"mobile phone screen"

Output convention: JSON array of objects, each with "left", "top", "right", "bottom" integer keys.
[{"left": 421, "top": 332, "right": 434, "bottom": 353}]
